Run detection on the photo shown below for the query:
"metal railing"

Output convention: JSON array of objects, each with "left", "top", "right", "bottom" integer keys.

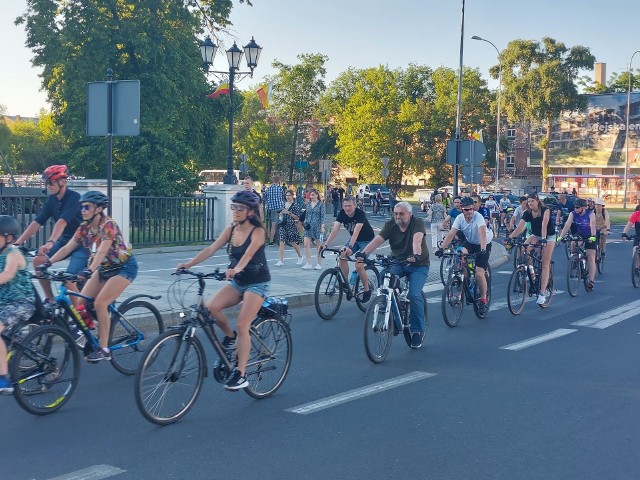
[{"left": 1, "top": 194, "right": 51, "bottom": 250}]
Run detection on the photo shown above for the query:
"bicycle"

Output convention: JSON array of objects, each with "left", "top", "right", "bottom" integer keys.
[
  {"left": 595, "top": 231, "right": 606, "bottom": 274},
  {"left": 564, "top": 235, "right": 591, "bottom": 296},
  {"left": 506, "top": 242, "right": 554, "bottom": 314},
  {"left": 134, "top": 269, "right": 292, "bottom": 425},
  {"left": 505, "top": 235, "right": 526, "bottom": 269},
  {"left": 362, "top": 256, "right": 428, "bottom": 363},
  {"left": 622, "top": 234, "right": 640, "bottom": 288},
  {"left": 441, "top": 251, "right": 492, "bottom": 326},
  {"left": 497, "top": 208, "right": 514, "bottom": 238},
  {"left": 314, "top": 247, "right": 379, "bottom": 320},
  {"left": 438, "top": 238, "right": 462, "bottom": 285}
]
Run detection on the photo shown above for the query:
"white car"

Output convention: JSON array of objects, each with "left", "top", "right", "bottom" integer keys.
[{"left": 413, "top": 189, "right": 434, "bottom": 212}]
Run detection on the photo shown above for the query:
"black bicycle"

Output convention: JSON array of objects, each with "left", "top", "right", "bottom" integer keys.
[
  {"left": 438, "top": 238, "right": 462, "bottom": 285},
  {"left": 622, "top": 234, "right": 640, "bottom": 288},
  {"left": 565, "top": 235, "right": 592, "bottom": 296},
  {"left": 314, "top": 247, "right": 379, "bottom": 319},
  {"left": 134, "top": 269, "right": 292, "bottom": 425},
  {"left": 506, "top": 242, "right": 554, "bottom": 314}
]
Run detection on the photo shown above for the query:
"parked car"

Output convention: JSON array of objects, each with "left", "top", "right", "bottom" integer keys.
[{"left": 357, "top": 184, "right": 390, "bottom": 206}]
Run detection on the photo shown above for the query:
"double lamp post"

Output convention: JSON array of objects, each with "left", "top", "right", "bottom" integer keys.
[{"left": 200, "top": 36, "right": 262, "bottom": 185}]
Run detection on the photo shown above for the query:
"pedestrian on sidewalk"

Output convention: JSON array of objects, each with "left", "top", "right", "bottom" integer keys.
[
  {"left": 265, "top": 174, "right": 286, "bottom": 246},
  {"left": 275, "top": 190, "right": 304, "bottom": 267},
  {"left": 302, "top": 189, "right": 325, "bottom": 270}
]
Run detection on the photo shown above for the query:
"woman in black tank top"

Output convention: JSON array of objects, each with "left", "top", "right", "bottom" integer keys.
[{"left": 176, "top": 191, "right": 270, "bottom": 391}]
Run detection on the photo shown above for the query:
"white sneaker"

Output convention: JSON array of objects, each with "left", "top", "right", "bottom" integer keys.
[
  {"left": 314, "top": 264, "right": 322, "bottom": 270},
  {"left": 536, "top": 294, "right": 546, "bottom": 305},
  {"left": 296, "top": 257, "right": 304, "bottom": 265},
  {"left": 302, "top": 263, "right": 313, "bottom": 270},
  {"left": 275, "top": 260, "right": 284, "bottom": 267}
]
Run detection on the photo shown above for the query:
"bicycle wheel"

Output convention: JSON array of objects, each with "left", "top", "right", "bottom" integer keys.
[
  {"left": 582, "top": 258, "right": 591, "bottom": 292},
  {"left": 564, "top": 240, "right": 572, "bottom": 260},
  {"left": 440, "top": 255, "right": 454, "bottom": 285},
  {"left": 512, "top": 245, "right": 522, "bottom": 269},
  {"left": 596, "top": 246, "right": 605, "bottom": 274},
  {"left": 355, "top": 266, "right": 380, "bottom": 312},
  {"left": 632, "top": 251, "right": 640, "bottom": 288},
  {"left": 110, "top": 300, "right": 165, "bottom": 375},
  {"left": 364, "top": 295, "right": 393, "bottom": 363},
  {"left": 10, "top": 325, "right": 81, "bottom": 416},
  {"left": 567, "top": 255, "right": 580, "bottom": 297},
  {"left": 314, "top": 269, "right": 343, "bottom": 320},
  {"left": 507, "top": 268, "right": 527, "bottom": 315},
  {"left": 404, "top": 291, "right": 428, "bottom": 347},
  {"left": 244, "top": 317, "right": 292, "bottom": 399},
  {"left": 134, "top": 329, "right": 205, "bottom": 426},
  {"left": 441, "top": 276, "right": 464, "bottom": 327}
]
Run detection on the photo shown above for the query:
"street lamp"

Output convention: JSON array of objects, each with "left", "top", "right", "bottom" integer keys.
[
  {"left": 624, "top": 50, "right": 640, "bottom": 208},
  {"left": 200, "top": 36, "right": 262, "bottom": 185},
  {"left": 472, "top": 35, "right": 502, "bottom": 194}
]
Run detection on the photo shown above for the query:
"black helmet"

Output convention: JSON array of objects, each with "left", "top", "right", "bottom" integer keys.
[
  {"left": 0, "top": 215, "right": 20, "bottom": 237},
  {"left": 574, "top": 198, "right": 587, "bottom": 208},
  {"left": 460, "top": 196, "right": 474, "bottom": 207},
  {"left": 80, "top": 191, "right": 109, "bottom": 208},
  {"left": 231, "top": 190, "right": 260, "bottom": 210}
]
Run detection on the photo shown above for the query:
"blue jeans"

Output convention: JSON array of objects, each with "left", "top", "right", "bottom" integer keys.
[
  {"left": 388, "top": 264, "right": 429, "bottom": 334},
  {"left": 47, "top": 237, "right": 90, "bottom": 274}
]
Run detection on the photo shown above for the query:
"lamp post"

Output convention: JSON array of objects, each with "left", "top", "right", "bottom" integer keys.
[
  {"left": 624, "top": 50, "right": 640, "bottom": 208},
  {"left": 200, "top": 36, "right": 262, "bottom": 185},
  {"left": 453, "top": 0, "right": 466, "bottom": 197},
  {"left": 472, "top": 35, "right": 502, "bottom": 194}
]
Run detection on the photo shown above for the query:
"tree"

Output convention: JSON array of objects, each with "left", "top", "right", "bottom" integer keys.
[
  {"left": 494, "top": 37, "right": 595, "bottom": 190},
  {"left": 579, "top": 69, "right": 640, "bottom": 94}
]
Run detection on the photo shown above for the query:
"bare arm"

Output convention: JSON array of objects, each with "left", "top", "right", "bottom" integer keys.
[
  {"left": 0, "top": 249, "right": 26, "bottom": 285},
  {"left": 49, "top": 238, "right": 80, "bottom": 264},
  {"left": 509, "top": 219, "right": 526, "bottom": 239}
]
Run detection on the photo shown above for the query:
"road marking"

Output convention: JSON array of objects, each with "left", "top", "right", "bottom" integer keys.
[
  {"left": 424, "top": 283, "right": 444, "bottom": 293},
  {"left": 495, "top": 271, "right": 513, "bottom": 274},
  {"left": 500, "top": 328, "right": 577, "bottom": 351},
  {"left": 571, "top": 299, "right": 640, "bottom": 329},
  {"left": 286, "top": 371, "right": 436, "bottom": 415},
  {"left": 47, "top": 464, "right": 125, "bottom": 480}
]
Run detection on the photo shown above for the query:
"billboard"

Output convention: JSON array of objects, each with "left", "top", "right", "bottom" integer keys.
[{"left": 530, "top": 92, "right": 640, "bottom": 168}]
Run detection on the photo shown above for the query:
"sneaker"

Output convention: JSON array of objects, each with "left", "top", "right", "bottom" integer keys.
[
  {"left": 361, "top": 289, "right": 372, "bottom": 303},
  {"left": 302, "top": 263, "right": 313, "bottom": 270},
  {"left": 536, "top": 294, "right": 546, "bottom": 305},
  {"left": 410, "top": 332, "right": 423, "bottom": 349},
  {"left": 85, "top": 348, "right": 112, "bottom": 363},
  {"left": 586, "top": 281, "right": 594, "bottom": 292},
  {"left": 274, "top": 260, "right": 284, "bottom": 267},
  {"left": 267, "top": 242, "right": 274, "bottom": 246},
  {"left": 224, "top": 369, "right": 248, "bottom": 391},
  {"left": 296, "top": 257, "right": 304, "bottom": 265},
  {"left": 477, "top": 299, "right": 488, "bottom": 315},
  {"left": 314, "top": 264, "right": 322, "bottom": 270},
  {"left": 222, "top": 332, "right": 237, "bottom": 351},
  {"left": 0, "top": 376, "right": 13, "bottom": 394}
]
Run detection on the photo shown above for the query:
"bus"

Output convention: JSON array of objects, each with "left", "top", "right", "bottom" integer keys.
[{"left": 198, "top": 169, "right": 241, "bottom": 186}]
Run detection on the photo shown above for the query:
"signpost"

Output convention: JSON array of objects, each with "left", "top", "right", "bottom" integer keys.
[
  {"left": 296, "top": 159, "right": 308, "bottom": 207},
  {"left": 446, "top": 139, "right": 486, "bottom": 185},
  {"left": 239, "top": 153, "right": 248, "bottom": 179}
]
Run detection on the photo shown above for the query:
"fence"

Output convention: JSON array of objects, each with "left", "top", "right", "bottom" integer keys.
[{"left": 1, "top": 194, "right": 51, "bottom": 250}]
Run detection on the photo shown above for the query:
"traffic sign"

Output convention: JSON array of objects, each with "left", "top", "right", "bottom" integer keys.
[
  {"left": 319, "top": 159, "right": 332, "bottom": 172},
  {"left": 381, "top": 156, "right": 390, "bottom": 167},
  {"left": 446, "top": 139, "right": 486, "bottom": 166},
  {"left": 462, "top": 165, "right": 483, "bottom": 184},
  {"left": 296, "top": 160, "right": 308, "bottom": 169},
  {"left": 381, "top": 167, "right": 390, "bottom": 178}
]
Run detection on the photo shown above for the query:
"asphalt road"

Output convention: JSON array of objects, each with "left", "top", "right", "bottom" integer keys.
[{"left": 2, "top": 220, "right": 640, "bottom": 480}]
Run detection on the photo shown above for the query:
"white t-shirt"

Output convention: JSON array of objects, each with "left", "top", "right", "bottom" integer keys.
[
  {"left": 452, "top": 211, "right": 493, "bottom": 244},
  {"left": 485, "top": 199, "right": 498, "bottom": 213}
]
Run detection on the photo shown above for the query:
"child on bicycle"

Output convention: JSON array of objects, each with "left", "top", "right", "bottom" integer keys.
[
  {"left": 176, "top": 191, "right": 270, "bottom": 391},
  {"left": 0, "top": 216, "right": 36, "bottom": 393},
  {"left": 43, "top": 191, "right": 138, "bottom": 363}
]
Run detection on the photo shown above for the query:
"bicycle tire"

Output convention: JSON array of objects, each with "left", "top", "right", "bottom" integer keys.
[
  {"left": 11, "top": 325, "right": 81, "bottom": 416},
  {"left": 564, "top": 239, "right": 571, "bottom": 260},
  {"left": 355, "top": 266, "right": 380, "bottom": 312},
  {"left": 244, "top": 317, "right": 292, "bottom": 399},
  {"left": 441, "top": 276, "right": 464, "bottom": 327},
  {"left": 596, "top": 246, "right": 605, "bottom": 274},
  {"left": 632, "top": 251, "right": 640, "bottom": 288},
  {"left": 440, "top": 255, "right": 454, "bottom": 285},
  {"left": 581, "top": 258, "right": 590, "bottom": 292},
  {"left": 109, "top": 300, "right": 165, "bottom": 376},
  {"left": 403, "top": 291, "right": 428, "bottom": 347},
  {"left": 364, "top": 295, "right": 393, "bottom": 363},
  {"left": 507, "top": 268, "right": 527, "bottom": 315},
  {"left": 512, "top": 244, "right": 522, "bottom": 269},
  {"left": 567, "top": 255, "right": 580, "bottom": 297},
  {"left": 314, "top": 269, "right": 343, "bottom": 320},
  {"left": 134, "top": 329, "right": 205, "bottom": 426}
]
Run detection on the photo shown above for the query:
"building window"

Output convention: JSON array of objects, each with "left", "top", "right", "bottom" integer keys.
[
  {"left": 506, "top": 127, "right": 516, "bottom": 139},
  {"left": 506, "top": 155, "right": 515, "bottom": 168}
]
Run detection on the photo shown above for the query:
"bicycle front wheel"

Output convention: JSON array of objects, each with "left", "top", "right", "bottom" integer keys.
[
  {"left": 596, "top": 247, "right": 605, "bottom": 274},
  {"left": 134, "top": 329, "right": 205, "bottom": 426},
  {"left": 442, "top": 276, "right": 464, "bottom": 327},
  {"left": 244, "top": 317, "right": 292, "bottom": 399},
  {"left": 314, "top": 269, "right": 343, "bottom": 320},
  {"left": 355, "top": 266, "right": 380, "bottom": 312},
  {"left": 364, "top": 295, "right": 393, "bottom": 363},
  {"left": 110, "top": 300, "right": 164, "bottom": 375},
  {"left": 440, "top": 255, "right": 454, "bottom": 285},
  {"left": 11, "top": 325, "right": 81, "bottom": 416},
  {"left": 567, "top": 255, "right": 580, "bottom": 297},
  {"left": 507, "top": 268, "right": 527, "bottom": 315},
  {"left": 633, "top": 251, "right": 640, "bottom": 288}
]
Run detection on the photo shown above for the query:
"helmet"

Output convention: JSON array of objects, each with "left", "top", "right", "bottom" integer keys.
[
  {"left": 80, "top": 191, "right": 109, "bottom": 208},
  {"left": 460, "top": 196, "right": 474, "bottom": 207},
  {"left": 231, "top": 190, "right": 260, "bottom": 210},
  {"left": 575, "top": 198, "right": 587, "bottom": 208},
  {"left": 595, "top": 198, "right": 605, "bottom": 206},
  {"left": 587, "top": 197, "right": 595, "bottom": 202},
  {"left": 0, "top": 215, "right": 20, "bottom": 237},
  {"left": 42, "top": 165, "right": 68, "bottom": 182}
]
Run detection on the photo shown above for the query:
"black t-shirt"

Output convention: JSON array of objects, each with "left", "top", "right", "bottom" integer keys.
[
  {"left": 522, "top": 207, "right": 555, "bottom": 237},
  {"left": 336, "top": 208, "right": 375, "bottom": 242},
  {"left": 35, "top": 189, "right": 82, "bottom": 238}
]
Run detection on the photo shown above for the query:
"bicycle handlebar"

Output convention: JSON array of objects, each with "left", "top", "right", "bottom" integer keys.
[
  {"left": 320, "top": 246, "right": 356, "bottom": 261},
  {"left": 174, "top": 268, "right": 227, "bottom": 281}
]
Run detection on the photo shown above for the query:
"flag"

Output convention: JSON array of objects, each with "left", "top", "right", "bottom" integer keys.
[
  {"left": 207, "top": 82, "right": 229, "bottom": 99},
  {"left": 256, "top": 83, "right": 272, "bottom": 109},
  {"left": 470, "top": 129, "right": 483, "bottom": 142}
]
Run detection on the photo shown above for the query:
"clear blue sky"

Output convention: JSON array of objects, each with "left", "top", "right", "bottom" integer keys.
[{"left": 2, "top": 0, "right": 639, "bottom": 117}]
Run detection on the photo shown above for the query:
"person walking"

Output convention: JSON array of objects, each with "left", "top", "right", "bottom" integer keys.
[
  {"left": 302, "top": 189, "right": 325, "bottom": 270},
  {"left": 264, "top": 175, "right": 286, "bottom": 246},
  {"left": 428, "top": 194, "right": 447, "bottom": 249},
  {"left": 275, "top": 190, "right": 304, "bottom": 266}
]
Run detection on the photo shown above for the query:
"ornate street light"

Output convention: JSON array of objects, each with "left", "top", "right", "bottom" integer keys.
[{"left": 624, "top": 50, "right": 640, "bottom": 208}]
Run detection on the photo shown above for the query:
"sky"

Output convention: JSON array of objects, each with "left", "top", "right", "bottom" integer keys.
[{"left": 1, "top": 0, "right": 639, "bottom": 117}]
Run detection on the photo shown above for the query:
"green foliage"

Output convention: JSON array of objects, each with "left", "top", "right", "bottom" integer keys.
[{"left": 580, "top": 69, "right": 640, "bottom": 94}]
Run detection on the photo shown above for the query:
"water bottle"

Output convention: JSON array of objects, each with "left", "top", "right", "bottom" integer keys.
[
  {"left": 76, "top": 304, "right": 94, "bottom": 329},
  {"left": 528, "top": 265, "right": 535, "bottom": 277},
  {"left": 349, "top": 271, "right": 358, "bottom": 286}
]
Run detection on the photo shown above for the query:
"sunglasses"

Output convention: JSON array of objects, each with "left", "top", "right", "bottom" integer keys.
[
  {"left": 45, "top": 180, "right": 55, "bottom": 186},
  {"left": 230, "top": 204, "right": 248, "bottom": 212},
  {"left": 81, "top": 204, "right": 93, "bottom": 211},
  {"left": 462, "top": 207, "right": 474, "bottom": 212},
  {"left": 574, "top": 206, "right": 584, "bottom": 210}
]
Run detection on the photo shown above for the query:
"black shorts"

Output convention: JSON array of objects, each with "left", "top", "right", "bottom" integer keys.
[
  {"left": 578, "top": 235, "right": 597, "bottom": 250},
  {"left": 461, "top": 242, "right": 492, "bottom": 270}
]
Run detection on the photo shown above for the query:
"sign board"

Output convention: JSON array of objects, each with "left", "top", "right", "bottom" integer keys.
[
  {"left": 321, "top": 169, "right": 330, "bottom": 182},
  {"left": 381, "top": 167, "right": 390, "bottom": 178},
  {"left": 381, "top": 156, "right": 390, "bottom": 167},
  {"left": 446, "top": 139, "right": 486, "bottom": 166},
  {"left": 87, "top": 80, "right": 140, "bottom": 136},
  {"left": 319, "top": 159, "right": 332, "bottom": 172},
  {"left": 295, "top": 160, "right": 308, "bottom": 169},
  {"left": 462, "top": 165, "right": 483, "bottom": 184}
]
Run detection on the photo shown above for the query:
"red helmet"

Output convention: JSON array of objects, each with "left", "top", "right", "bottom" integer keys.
[{"left": 42, "top": 165, "right": 69, "bottom": 182}]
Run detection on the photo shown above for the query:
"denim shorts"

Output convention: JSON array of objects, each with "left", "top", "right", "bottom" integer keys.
[
  {"left": 230, "top": 280, "right": 269, "bottom": 298},
  {"left": 344, "top": 240, "right": 371, "bottom": 253},
  {"left": 116, "top": 256, "right": 138, "bottom": 282},
  {"left": 48, "top": 238, "right": 89, "bottom": 275}
]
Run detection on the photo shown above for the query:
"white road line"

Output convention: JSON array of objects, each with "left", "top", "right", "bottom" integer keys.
[
  {"left": 571, "top": 299, "right": 640, "bottom": 329},
  {"left": 500, "top": 328, "right": 577, "bottom": 351},
  {"left": 495, "top": 271, "right": 513, "bottom": 274},
  {"left": 424, "top": 283, "right": 445, "bottom": 293},
  {"left": 286, "top": 371, "right": 436, "bottom": 415},
  {"left": 47, "top": 464, "right": 125, "bottom": 480}
]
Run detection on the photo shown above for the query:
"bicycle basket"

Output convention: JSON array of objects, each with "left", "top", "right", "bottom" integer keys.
[
  {"left": 258, "top": 297, "right": 289, "bottom": 319},
  {"left": 167, "top": 275, "right": 201, "bottom": 311}
]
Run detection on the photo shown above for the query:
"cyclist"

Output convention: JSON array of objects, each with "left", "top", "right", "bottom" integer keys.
[
  {"left": 557, "top": 198, "right": 597, "bottom": 291},
  {"left": 621, "top": 205, "right": 640, "bottom": 263},
  {"left": 593, "top": 198, "right": 610, "bottom": 257},
  {"left": 0, "top": 216, "right": 36, "bottom": 394},
  {"left": 509, "top": 196, "right": 529, "bottom": 234},
  {"left": 437, "top": 196, "right": 492, "bottom": 315},
  {"left": 176, "top": 191, "right": 270, "bottom": 391},
  {"left": 356, "top": 201, "right": 430, "bottom": 349},
  {"left": 507, "top": 194, "right": 556, "bottom": 305},
  {"left": 440, "top": 196, "right": 462, "bottom": 230},
  {"left": 499, "top": 193, "right": 512, "bottom": 228},
  {"left": 555, "top": 193, "right": 574, "bottom": 232},
  {"left": 321, "top": 195, "right": 375, "bottom": 302},
  {"left": 14, "top": 165, "right": 89, "bottom": 302},
  {"left": 587, "top": 197, "right": 596, "bottom": 213},
  {"left": 476, "top": 195, "right": 492, "bottom": 228},
  {"left": 484, "top": 194, "right": 499, "bottom": 230},
  {"left": 44, "top": 191, "right": 138, "bottom": 363},
  {"left": 374, "top": 189, "right": 383, "bottom": 214}
]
